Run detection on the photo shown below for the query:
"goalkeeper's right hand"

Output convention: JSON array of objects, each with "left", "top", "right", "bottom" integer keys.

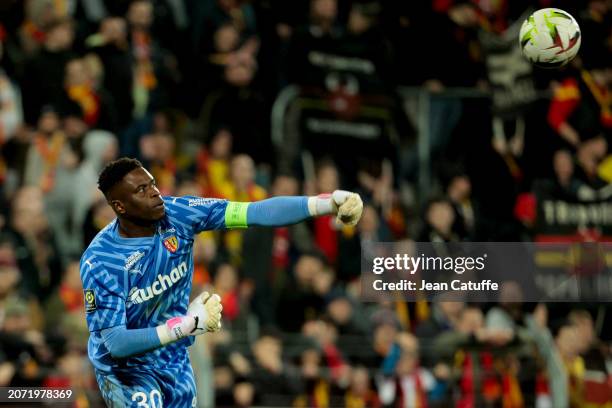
[{"left": 157, "top": 291, "right": 223, "bottom": 344}]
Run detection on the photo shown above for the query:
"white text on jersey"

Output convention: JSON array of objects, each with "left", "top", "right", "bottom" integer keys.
[{"left": 128, "top": 261, "right": 187, "bottom": 304}]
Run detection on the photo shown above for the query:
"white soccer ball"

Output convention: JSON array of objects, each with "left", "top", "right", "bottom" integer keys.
[{"left": 519, "top": 8, "right": 581, "bottom": 68}]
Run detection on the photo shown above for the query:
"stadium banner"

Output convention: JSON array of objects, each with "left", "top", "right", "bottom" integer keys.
[
  {"left": 479, "top": 8, "right": 538, "bottom": 117},
  {"left": 361, "top": 242, "right": 612, "bottom": 302},
  {"left": 532, "top": 180, "right": 612, "bottom": 236}
]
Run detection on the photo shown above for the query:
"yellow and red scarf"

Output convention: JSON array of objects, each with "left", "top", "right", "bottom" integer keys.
[
  {"left": 67, "top": 84, "right": 100, "bottom": 126},
  {"left": 34, "top": 131, "right": 66, "bottom": 192}
]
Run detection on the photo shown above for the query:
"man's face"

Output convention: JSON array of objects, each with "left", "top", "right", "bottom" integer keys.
[
  {"left": 109, "top": 167, "right": 165, "bottom": 222},
  {"left": 128, "top": 1, "right": 153, "bottom": 30},
  {"left": 65, "top": 59, "right": 89, "bottom": 87}
]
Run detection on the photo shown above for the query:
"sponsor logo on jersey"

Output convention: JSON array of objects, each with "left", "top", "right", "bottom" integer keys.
[
  {"left": 163, "top": 236, "right": 179, "bottom": 253},
  {"left": 188, "top": 198, "right": 221, "bottom": 207},
  {"left": 124, "top": 251, "right": 145, "bottom": 272},
  {"left": 158, "top": 227, "right": 176, "bottom": 235},
  {"left": 127, "top": 261, "right": 188, "bottom": 305},
  {"left": 84, "top": 289, "right": 97, "bottom": 313}
]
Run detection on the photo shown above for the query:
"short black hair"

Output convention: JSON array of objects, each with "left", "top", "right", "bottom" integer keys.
[{"left": 98, "top": 158, "right": 143, "bottom": 197}]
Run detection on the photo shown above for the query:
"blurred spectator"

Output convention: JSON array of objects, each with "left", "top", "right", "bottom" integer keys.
[
  {"left": 552, "top": 149, "right": 582, "bottom": 196},
  {"left": 86, "top": 17, "right": 134, "bottom": 129},
  {"left": 127, "top": 0, "right": 177, "bottom": 118},
  {"left": 343, "top": 0, "right": 393, "bottom": 91},
  {"left": 18, "top": 0, "right": 67, "bottom": 57},
  {"left": 377, "top": 333, "right": 436, "bottom": 408},
  {"left": 358, "top": 160, "right": 407, "bottom": 240},
  {"left": 372, "top": 321, "right": 399, "bottom": 365},
  {"left": 326, "top": 293, "right": 369, "bottom": 338},
  {"left": 426, "top": 1, "right": 484, "bottom": 88},
  {"left": 196, "top": 127, "right": 233, "bottom": 197},
  {"left": 277, "top": 252, "right": 327, "bottom": 331},
  {"left": 302, "top": 317, "right": 351, "bottom": 391},
  {"left": 80, "top": 194, "right": 115, "bottom": 248},
  {"left": 218, "top": 153, "right": 266, "bottom": 202},
  {"left": 0, "top": 37, "right": 23, "bottom": 204},
  {"left": 22, "top": 108, "right": 80, "bottom": 259},
  {"left": 212, "top": 263, "right": 242, "bottom": 322},
  {"left": 525, "top": 304, "right": 568, "bottom": 407},
  {"left": 23, "top": 108, "right": 72, "bottom": 192},
  {"left": 192, "top": 0, "right": 258, "bottom": 58},
  {"left": 578, "top": 0, "right": 611, "bottom": 80},
  {"left": 446, "top": 173, "right": 475, "bottom": 239},
  {"left": 418, "top": 198, "right": 459, "bottom": 242},
  {"left": 485, "top": 280, "right": 525, "bottom": 335},
  {"left": 197, "top": 51, "right": 269, "bottom": 163},
  {"left": 60, "top": 56, "right": 117, "bottom": 131},
  {"left": 250, "top": 329, "right": 302, "bottom": 406},
  {"left": 0, "top": 40, "right": 22, "bottom": 139},
  {"left": 0, "top": 236, "right": 23, "bottom": 301},
  {"left": 216, "top": 154, "right": 267, "bottom": 263},
  {"left": 547, "top": 55, "right": 611, "bottom": 154},
  {"left": 345, "top": 366, "right": 380, "bottom": 408},
  {"left": 553, "top": 319, "right": 587, "bottom": 407},
  {"left": 415, "top": 301, "right": 464, "bottom": 366},
  {"left": 5, "top": 187, "right": 62, "bottom": 299},
  {"left": 0, "top": 297, "right": 53, "bottom": 386},
  {"left": 287, "top": 0, "right": 342, "bottom": 86},
  {"left": 232, "top": 379, "right": 257, "bottom": 407},
  {"left": 71, "top": 130, "right": 117, "bottom": 249},
  {"left": 21, "top": 18, "right": 75, "bottom": 124},
  {"left": 293, "top": 345, "right": 332, "bottom": 407},
  {"left": 43, "top": 345, "right": 103, "bottom": 406},
  {"left": 567, "top": 309, "right": 612, "bottom": 406},
  {"left": 358, "top": 205, "right": 391, "bottom": 252},
  {"left": 203, "top": 19, "right": 259, "bottom": 84},
  {"left": 139, "top": 127, "right": 177, "bottom": 195},
  {"left": 43, "top": 260, "right": 86, "bottom": 334}
]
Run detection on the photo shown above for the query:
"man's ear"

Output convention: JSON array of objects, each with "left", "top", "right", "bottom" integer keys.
[{"left": 110, "top": 200, "right": 125, "bottom": 215}]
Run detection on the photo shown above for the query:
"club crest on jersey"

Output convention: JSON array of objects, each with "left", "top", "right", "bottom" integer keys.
[{"left": 163, "top": 236, "right": 179, "bottom": 253}]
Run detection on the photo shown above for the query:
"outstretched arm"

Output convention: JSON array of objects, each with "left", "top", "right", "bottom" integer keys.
[
  {"left": 166, "top": 191, "right": 363, "bottom": 233},
  {"left": 235, "top": 190, "right": 363, "bottom": 228}
]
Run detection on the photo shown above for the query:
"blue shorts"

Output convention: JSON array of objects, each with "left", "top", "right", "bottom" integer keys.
[{"left": 95, "top": 364, "right": 196, "bottom": 408}]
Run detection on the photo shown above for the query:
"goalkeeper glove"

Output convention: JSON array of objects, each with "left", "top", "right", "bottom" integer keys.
[
  {"left": 157, "top": 291, "right": 223, "bottom": 344},
  {"left": 308, "top": 190, "right": 364, "bottom": 226}
]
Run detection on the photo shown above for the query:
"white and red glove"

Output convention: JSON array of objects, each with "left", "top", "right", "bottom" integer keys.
[
  {"left": 157, "top": 291, "right": 223, "bottom": 344},
  {"left": 308, "top": 190, "right": 364, "bottom": 226}
]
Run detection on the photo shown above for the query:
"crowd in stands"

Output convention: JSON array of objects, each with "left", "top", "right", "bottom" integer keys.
[{"left": 0, "top": 0, "right": 610, "bottom": 406}]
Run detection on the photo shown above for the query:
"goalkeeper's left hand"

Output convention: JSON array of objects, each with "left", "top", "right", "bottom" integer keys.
[
  {"left": 157, "top": 291, "right": 223, "bottom": 344},
  {"left": 331, "top": 190, "right": 363, "bottom": 227},
  {"left": 187, "top": 291, "right": 223, "bottom": 334}
]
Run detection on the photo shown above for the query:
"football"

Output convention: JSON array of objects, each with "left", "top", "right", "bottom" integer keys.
[{"left": 519, "top": 8, "right": 581, "bottom": 68}]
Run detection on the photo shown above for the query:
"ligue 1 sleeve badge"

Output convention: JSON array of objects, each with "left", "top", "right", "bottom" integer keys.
[
  {"left": 84, "top": 289, "right": 97, "bottom": 313},
  {"left": 163, "top": 236, "right": 179, "bottom": 253}
]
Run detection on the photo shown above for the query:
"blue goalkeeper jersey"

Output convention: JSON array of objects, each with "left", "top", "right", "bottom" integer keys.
[{"left": 80, "top": 196, "right": 228, "bottom": 374}]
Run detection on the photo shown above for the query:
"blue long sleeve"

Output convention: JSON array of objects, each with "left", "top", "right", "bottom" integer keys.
[
  {"left": 101, "top": 325, "right": 162, "bottom": 359},
  {"left": 381, "top": 343, "right": 401, "bottom": 376},
  {"left": 246, "top": 196, "right": 310, "bottom": 226}
]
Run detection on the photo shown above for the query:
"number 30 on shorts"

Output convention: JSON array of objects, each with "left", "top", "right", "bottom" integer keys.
[{"left": 131, "top": 390, "right": 163, "bottom": 408}]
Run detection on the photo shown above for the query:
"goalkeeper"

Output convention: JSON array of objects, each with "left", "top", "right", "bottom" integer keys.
[{"left": 80, "top": 158, "right": 363, "bottom": 407}]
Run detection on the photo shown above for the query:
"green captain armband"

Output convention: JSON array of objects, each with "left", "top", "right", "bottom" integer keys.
[{"left": 225, "top": 202, "right": 250, "bottom": 228}]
